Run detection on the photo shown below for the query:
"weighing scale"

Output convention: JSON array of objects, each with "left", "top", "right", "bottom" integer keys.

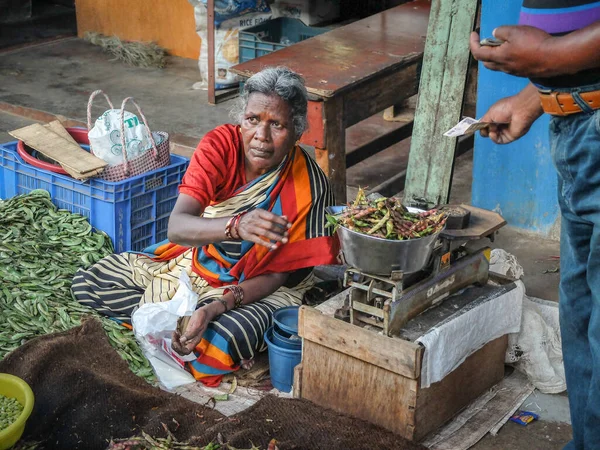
[{"left": 334, "top": 204, "right": 506, "bottom": 336}]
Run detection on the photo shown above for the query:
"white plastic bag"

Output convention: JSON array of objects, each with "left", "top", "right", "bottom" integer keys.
[
  {"left": 506, "top": 296, "right": 566, "bottom": 393},
  {"left": 88, "top": 108, "right": 153, "bottom": 166},
  {"left": 490, "top": 248, "right": 524, "bottom": 279},
  {"left": 132, "top": 271, "right": 198, "bottom": 390}
]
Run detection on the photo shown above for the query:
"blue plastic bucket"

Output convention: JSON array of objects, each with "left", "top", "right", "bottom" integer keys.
[
  {"left": 265, "top": 326, "right": 302, "bottom": 393},
  {"left": 273, "top": 306, "right": 300, "bottom": 335},
  {"left": 272, "top": 325, "right": 302, "bottom": 350}
]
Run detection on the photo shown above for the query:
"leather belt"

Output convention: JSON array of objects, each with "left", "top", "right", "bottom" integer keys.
[{"left": 539, "top": 90, "right": 600, "bottom": 116}]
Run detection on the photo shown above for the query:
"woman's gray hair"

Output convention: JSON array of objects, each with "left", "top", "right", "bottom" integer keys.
[{"left": 231, "top": 66, "right": 308, "bottom": 138}]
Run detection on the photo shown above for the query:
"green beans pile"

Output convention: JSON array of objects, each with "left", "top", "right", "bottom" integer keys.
[
  {"left": 107, "top": 432, "right": 264, "bottom": 449},
  {"left": 0, "top": 393, "right": 23, "bottom": 431},
  {"left": 0, "top": 190, "right": 155, "bottom": 383},
  {"left": 107, "top": 432, "right": 208, "bottom": 450},
  {"left": 326, "top": 188, "right": 447, "bottom": 240}
]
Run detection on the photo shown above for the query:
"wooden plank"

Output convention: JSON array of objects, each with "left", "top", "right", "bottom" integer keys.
[
  {"left": 230, "top": 0, "right": 431, "bottom": 97},
  {"left": 298, "top": 306, "right": 423, "bottom": 379},
  {"left": 422, "top": 371, "right": 533, "bottom": 449},
  {"left": 383, "top": 97, "right": 415, "bottom": 122},
  {"left": 413, "top": 335, "right": 507, "bottom": 441},
  {"left": 403, "top": 0, "right": 479, "bottom": 208},
  {"left": 316, "top": 95, "right": 347, "bottom": 204},
  {"left": 9, "top": 123, "right": 107, "bottom": 174},
  {"left": 207, "top": 0, "right": 216, "bottom": 105},
  {"left": 346, "top": 120, "right": 413, "bottom": 168},
  {"left": 342, "top": 60, "right": 420, "bottom": 127},
  {"left": 302, "top": 100, "right": 325, "bottom": 148},
  {"left": 300, "top": 339, "right": 419, "bottom": 440},
  {"left": 292, "top": 364, "right": 303, "bottom": 399}
]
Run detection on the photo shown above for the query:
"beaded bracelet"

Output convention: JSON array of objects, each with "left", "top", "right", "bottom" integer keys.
[{"left": 224, "top": 285, "right": 244, "bottom": 309}]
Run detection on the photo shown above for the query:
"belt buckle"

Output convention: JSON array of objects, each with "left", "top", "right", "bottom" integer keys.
[{"left": 540, "top": 91, "right": 567, "bottom": 116}]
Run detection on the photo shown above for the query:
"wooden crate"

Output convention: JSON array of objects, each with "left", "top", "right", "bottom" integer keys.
[{"left": 295, "top": 306, "right": 507, "bottom": 442}]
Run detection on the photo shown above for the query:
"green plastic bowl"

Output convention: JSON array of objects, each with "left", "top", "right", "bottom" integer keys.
[{"left": 0, "top": 374, "right": 34, "bottom": 450}]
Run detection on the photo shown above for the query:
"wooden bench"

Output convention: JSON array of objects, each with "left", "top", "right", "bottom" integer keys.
[{"left": 230, "top": 1, "right": 431, "bottom": 203}]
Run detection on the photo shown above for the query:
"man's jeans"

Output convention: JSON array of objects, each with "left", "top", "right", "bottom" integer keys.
[{"left": 549, "top": 84, "right": 600, "bottom": 450}]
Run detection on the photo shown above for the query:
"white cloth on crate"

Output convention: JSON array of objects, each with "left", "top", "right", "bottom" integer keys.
[{"left": 416, "top": 280, "right": 524, "bottom": 388}]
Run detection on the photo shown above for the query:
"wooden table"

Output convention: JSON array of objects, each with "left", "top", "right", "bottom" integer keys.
[{"left": 230, "top": 1, "right": 430, "bottom": 203}]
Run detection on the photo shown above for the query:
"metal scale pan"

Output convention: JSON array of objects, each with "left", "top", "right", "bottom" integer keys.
[{"left": 326, "top": 205, "right": 442, "bottom": 275}]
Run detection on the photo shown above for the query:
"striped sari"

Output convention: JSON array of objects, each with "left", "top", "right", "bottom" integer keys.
[{"left": 72, "top": 142, "right": 339, "bottom": 386}]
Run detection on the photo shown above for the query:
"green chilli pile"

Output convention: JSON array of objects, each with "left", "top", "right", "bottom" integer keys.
[
  {"left": 0, "top": 190, "right": 155, "bottom": 383},
  {"left": 0, "top": 393, "right": 23, "bottom": 431},
  {"left": 327, "top": 188, "right": 447, "bottom": 240}
]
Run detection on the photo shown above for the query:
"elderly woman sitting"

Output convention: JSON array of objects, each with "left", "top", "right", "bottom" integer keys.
[{"left": 72, "top": 67, "right": 339, "bottom": 386}]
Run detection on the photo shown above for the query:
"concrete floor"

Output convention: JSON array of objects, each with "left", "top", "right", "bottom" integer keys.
[
  {"left": 0, "top": 37, "right": 570, "bottom": 449},
  {"left": 0, "top": 38, "right": 231, "bottom": 140}
]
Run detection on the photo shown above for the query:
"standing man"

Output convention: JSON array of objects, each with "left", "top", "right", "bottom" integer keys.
[{"left": 470, "top": 3, "right": 600, "bottom": 449}]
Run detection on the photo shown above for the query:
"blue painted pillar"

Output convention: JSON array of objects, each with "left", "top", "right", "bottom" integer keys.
[{"left": 472, "top": 1, "right": 559, "bottom": 236}]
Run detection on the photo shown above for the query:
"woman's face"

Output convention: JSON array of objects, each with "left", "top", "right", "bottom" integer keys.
[{"left": 241, "top": 92, "right": 296, "bottom": 177}]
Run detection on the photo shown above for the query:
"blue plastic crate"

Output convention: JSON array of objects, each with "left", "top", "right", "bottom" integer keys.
[
  {"left": 0, "top": 142, "right": 190, "bottom": 253},
  {"left": 239, "top": 17, "right": 330, "bottom": 63}
]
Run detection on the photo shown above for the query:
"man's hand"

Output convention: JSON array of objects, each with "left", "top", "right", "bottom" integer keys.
[
  {"left": 172, "top": 302, "right": 221, "bottom": 356},
  {"left": 479, "top": 83, "right": 544, "bottom": 144},
  {"left": 237, "top": 209, "right": 291, "bottom": 250},
  {"left": 470, "top": 26, "right": 557, "bottom": 78}
]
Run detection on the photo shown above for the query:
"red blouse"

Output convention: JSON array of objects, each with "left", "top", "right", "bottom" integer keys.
[{"left": 179, "top": 124, "right": 246, "bottom": 208}]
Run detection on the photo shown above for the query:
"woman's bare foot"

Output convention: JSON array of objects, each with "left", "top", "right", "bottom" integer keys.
[{"left": 240, "top": 358, "right": 255, "bottom": 370}]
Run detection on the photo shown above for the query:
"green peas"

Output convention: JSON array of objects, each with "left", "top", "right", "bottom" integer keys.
[{"left": 0, "top": 393, "right": 24, "bottom": 430}]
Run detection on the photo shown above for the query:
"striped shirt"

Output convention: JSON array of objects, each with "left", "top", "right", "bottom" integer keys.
[{"left": 519, "top": 0, "right": 600, "bottom": 87}]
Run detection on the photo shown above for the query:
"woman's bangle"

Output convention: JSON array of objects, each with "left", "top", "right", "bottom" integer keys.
[
  {"left": 232, "top": 212, "right": 245, "bottom": 240},
  {"left": 224, "top": 285, "right": 244, "bottom": 309},
  {"left": 224, "top": 216, "right": 236, "bottom": 240},
  {"left": 198, "top": 297, "right": 228, "bottom": 314},
  {"left": 225, "top": 212, "right": 246, "bottom": 240},
  {"left": 216, "top": 298, "right": 228, "bottom": 314},
  {"left": 231, "top": 214, "right": 241, "bottom": 239}
]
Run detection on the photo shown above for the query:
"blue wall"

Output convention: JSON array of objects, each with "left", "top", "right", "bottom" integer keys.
[{"left": 472, "top": 1, "right": 559, "bottom": 235}]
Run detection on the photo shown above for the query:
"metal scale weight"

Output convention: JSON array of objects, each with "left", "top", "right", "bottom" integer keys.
[{"left": 332, "top": 204, "right": 506, "bottom": 337}]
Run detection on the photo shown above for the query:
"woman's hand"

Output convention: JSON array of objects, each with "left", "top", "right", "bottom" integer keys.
[
  {"left": 172, "top": 302, "right": 222, "bottom": 356},
  {"left": 237, "top": 209, "right": 291, "bottom": 250},
  {"left": 478, "top": 84, "right": 544, "bottom": 145}
]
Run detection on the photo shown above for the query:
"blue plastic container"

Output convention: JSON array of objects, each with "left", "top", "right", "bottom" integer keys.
[
  {"left": 239, "top": 18, "right": 330, "bottom": 63},
  {"left": 265, "top": 326, "right": 302, "bottom": 393},
  {"left": 273, "top": 306, "right": 300, "bottom": 336},
  {"left": 272, "top": 325, "right": 301, "bottom": 350},
  {"left": 0, "top": 142, "right": 189, "bottom": 253}
]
